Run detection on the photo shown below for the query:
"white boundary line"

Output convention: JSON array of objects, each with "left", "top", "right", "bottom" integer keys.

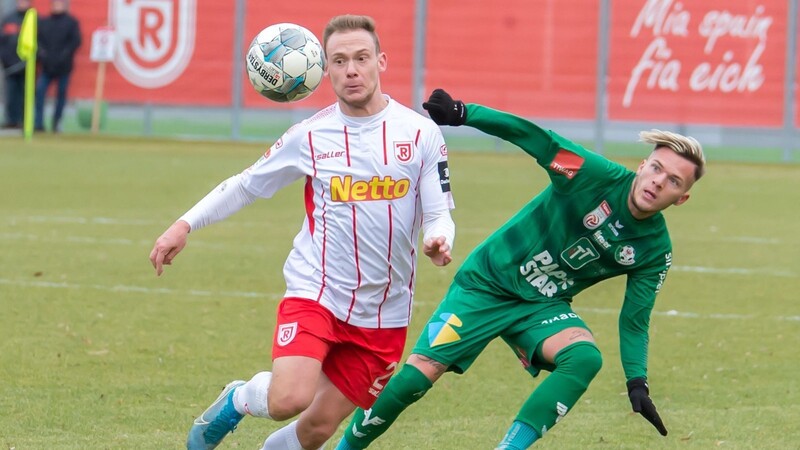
[
  {"left": 3, "top": 215, "right": 792, "bottom": 244},
  {"left": 1, "top": 278, "right": 797, "bottom": 322},
  {"left": 0, "top": 278, "right": 281, "bottom": 301},
  {"left": 0, "top": 232, "right": 795, "bottom": 278}
]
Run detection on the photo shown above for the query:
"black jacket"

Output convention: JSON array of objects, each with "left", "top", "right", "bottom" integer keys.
[
  {"left": 0, "top": 9, "right": 27, "bottom": 74},
  {"left": 37, "top": 12, "right": 81, "bottom": 76}
]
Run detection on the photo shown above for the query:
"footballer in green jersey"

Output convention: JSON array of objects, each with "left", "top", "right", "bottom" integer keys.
[{"left": 335, "top": 89, "right": 706, "bottom": 450}]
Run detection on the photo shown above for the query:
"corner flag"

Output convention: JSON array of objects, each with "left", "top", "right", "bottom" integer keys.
[{"left": 17, "top": 8, "right": 37, "bottom": 141}]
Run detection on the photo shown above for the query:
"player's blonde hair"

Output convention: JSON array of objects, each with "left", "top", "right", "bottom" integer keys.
[
  {"left": 323, "top": 15, "right": 381, "bottom": 54},
  {"left": 639, "top": 129, "right": 706, "bottom": 181}
]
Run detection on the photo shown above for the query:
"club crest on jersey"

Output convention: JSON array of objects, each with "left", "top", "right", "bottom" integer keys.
[
  {"left": 615, "top": 245, "right": 636, "bottom": 265},
  {"left": 394, "top": 142, "right": 414, "bottom": 164},
  {"left": 439, "top": 144, "right": 448, "bottom": 156},
  {"left": 583, "top": 200, "right": 612, "bottom": 230},
  {"left": 277, "top": 322, "right": 298, "bottom": 347}
]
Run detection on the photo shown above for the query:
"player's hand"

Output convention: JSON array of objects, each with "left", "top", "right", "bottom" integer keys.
[
  {"left": 422, "top": 89, "right": 467, "bottom": 126},
  {"left": 627, "top": 378, "right": 668, "bottom": 436},
  {"left": 149, "top": 220, "right": 191, "bottom": 276},
  {"left": 423, "top": 236, "right": 452, "bottom": 267}
]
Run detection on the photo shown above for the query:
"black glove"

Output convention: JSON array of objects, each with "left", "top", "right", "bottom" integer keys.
[
  {"left": 422, "top": 89, "right": 467, "bottom": 126},
  {"left": 627, "top": 378, "right": 668, "bottom": 436}
]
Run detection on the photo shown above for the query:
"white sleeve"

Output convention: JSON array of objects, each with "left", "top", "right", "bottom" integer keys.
[
  {"left": 178, "top": 174, "right": 257, "bottom": 232},
  {"left": 422, "top": 208, "right": 455, "bottom": 252},
  {"left": 418, "top": 123, "right": 455, "bottom": 213},
  {"left": 240, "top": 125, "right": 308, "bottom": 198}
]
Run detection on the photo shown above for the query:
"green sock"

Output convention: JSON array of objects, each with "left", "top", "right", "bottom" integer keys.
[
  {"left": 336, "top": 364, "right": 433, "bottom": 449},
  {"left": 515, "top": 341, "right": 602, "bottom": 437}
]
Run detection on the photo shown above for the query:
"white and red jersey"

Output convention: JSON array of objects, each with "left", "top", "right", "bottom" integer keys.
[{"left": 240, "top": 96, "right": 455, "bottom": 328}]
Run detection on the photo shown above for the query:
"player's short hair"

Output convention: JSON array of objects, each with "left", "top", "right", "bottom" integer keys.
[
  {"left": 639, "top": 129, "right": 706, "bottom": 181},
  {"left": 323, "top": 15, "right": 381, "bottom": 54}
]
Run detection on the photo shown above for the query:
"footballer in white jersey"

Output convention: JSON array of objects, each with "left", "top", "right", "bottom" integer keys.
[
  {"left": 150, "top": 15, "right": 456, "bottom": 450},
  {"left": 241, "top": 96, "right": 454, "bottom": 329}
]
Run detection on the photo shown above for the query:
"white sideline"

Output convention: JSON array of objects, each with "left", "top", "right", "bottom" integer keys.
[
  {"left": 3, "top": 215, "right": 792, "bottom": 244},
  {"left": 0, "top": 278, "right": 797, "bottom": 322},
  {"left": 0, "top": 278, "right": 282, "bottom": 301},
  {"left": 0, "top": 231, "right": 796, "bottom": 278}
]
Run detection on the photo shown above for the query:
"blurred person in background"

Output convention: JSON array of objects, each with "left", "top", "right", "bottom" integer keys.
[
  {"left": 150, "top": 15, "right": 456, "bottom": 450},
  {"left": 34, "top": 0, "right": 80, "bottom": 132},
  {"left": 1, "top": 0, "right": 31, "bottom": 130}
]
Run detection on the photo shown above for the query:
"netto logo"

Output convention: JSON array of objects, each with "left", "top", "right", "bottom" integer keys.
[{"left": 330, "top": 175, "right": 410, "bottom": 202}]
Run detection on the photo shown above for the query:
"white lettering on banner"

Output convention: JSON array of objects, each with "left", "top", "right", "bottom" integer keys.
[
  {"left": 624, "top": 0, "right": 773, "bottom": 108},
  {"left": 631, "top": 0, "right": 690, "bottom": 37},
  {"left": 697, "top": 6, "right": 771, "bottom": 54}
]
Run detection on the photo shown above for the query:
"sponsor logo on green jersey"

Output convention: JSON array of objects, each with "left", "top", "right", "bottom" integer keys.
[{"left": 519, "top": 250, "right": 575, "bottom": 297}]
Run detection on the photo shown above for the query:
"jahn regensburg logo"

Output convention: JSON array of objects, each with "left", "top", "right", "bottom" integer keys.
[{"left": 110, "top": 0, "right": 196, "bottom": 88}]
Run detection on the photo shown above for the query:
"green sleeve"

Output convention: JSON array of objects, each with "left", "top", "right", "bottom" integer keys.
[
  {"left": 465, "top": 103, "right": 568, "bottom": 164},
  {"left": 618, "top": 267, "right": 669, "bottom": 381},
  {"left": 464, "top": 103, "right": 626, "bottom": 193}
]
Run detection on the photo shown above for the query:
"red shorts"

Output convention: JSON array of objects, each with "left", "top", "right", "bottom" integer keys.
[{"left": 272, "top": 297, "right": 407, "bottom": 409}]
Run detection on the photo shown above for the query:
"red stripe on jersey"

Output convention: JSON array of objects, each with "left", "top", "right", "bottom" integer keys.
[
  {"left": 382, "top": 121, "right": 388, "bottom": 165},
  {"left": 414, "top": 129, "right": 421, "bottom": 146},
  {"left": 315, "top": 185, "right": 329, "bottom": 302},
  {"left": 345, "top": 204, "right": 361, "bottom": 322},
  {"left": 307, "top": 132, "right": 318, "bottom": 236},
  {"left": 407, "top": 174, "right": 422, "bottom": 320},
  {"left": 344, "top": 125, "right": 351, "bottom": 167},
  {"left": 308, "top": 131, "right": 317, "bottom": 176},
  {"left": 377, "top": 204, "right": 394, "bottom": 327},
  {"left": 304, "top": 176, "right": 315, "bottom": 236},
  {"left": 407, "top": 247, "right": 416, "bottom": 320}
]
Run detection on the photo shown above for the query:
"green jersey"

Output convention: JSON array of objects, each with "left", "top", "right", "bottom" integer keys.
[{"left": 456, "top": 104, "right": 673, "bottom": 380}]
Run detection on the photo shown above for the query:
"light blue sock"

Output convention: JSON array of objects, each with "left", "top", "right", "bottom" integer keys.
[
  {"left": 334, "top": 436, "right": 361, "bottom": 450},
  {"left": 496, "top": 420, "right": 540, "bottom": 449}
]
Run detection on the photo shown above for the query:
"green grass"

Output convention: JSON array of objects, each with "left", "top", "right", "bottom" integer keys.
[{"left": 1, "top": 134, "right": 799, "bottom": 449}]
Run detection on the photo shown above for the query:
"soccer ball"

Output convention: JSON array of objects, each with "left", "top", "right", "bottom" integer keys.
[{"left": 246, "top": 23, "right": 325, "bottom": 103}]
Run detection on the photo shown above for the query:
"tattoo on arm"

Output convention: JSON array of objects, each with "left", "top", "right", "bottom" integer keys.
[
  {"left": 569, "top": 329, "right": 594, "bottom": 342},
  {"left": 415, "top": 354, "right": 448, "bottom": 376}
]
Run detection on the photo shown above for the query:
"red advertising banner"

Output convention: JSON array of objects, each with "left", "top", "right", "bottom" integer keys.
[
  {"left": 425, "top": 0, "right": 599, "bottom": 119},
  {"left": 61, "top": 0, "right": 798, "bottom": 128},
  {"left": 608, "top": 0, "right": 785, "bottom": 126},
  {"left": 69, "top": 0, "right": 235, "bottom": 106},
  {"left": 796, "top": 6, "right": 800, "bottom": 128}
]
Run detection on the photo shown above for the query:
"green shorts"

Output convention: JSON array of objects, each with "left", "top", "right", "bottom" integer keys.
[{"left": 411, "top": 282, "right": 591, "bottom": 377}]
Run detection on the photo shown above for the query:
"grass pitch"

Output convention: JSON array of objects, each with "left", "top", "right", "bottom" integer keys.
[{"left": 1, "top": 134, "right": 798, "bottom": 449}]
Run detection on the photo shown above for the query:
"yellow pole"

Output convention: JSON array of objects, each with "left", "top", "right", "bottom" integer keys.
[{"left": 17, "top": 9, "right": 38, "bottom": 141}]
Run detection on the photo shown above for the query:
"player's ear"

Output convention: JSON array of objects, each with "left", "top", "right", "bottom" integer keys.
[
  {"left": 378, "top": 52, "right": 387, "bottom": 73},
  {"left": 673, "top": 192, "right": 690, "bottom": 206}
]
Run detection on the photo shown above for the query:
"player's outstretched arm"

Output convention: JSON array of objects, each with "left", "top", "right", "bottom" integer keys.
[
  {"left": 423, "top": 89, "right": 577, "bottom": 166},
  {"left": 627, "top": 378, "right": 668, "bottom": 436},
  {"left": 149, "top": 220, "right": 191, "bottom": 276}
]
